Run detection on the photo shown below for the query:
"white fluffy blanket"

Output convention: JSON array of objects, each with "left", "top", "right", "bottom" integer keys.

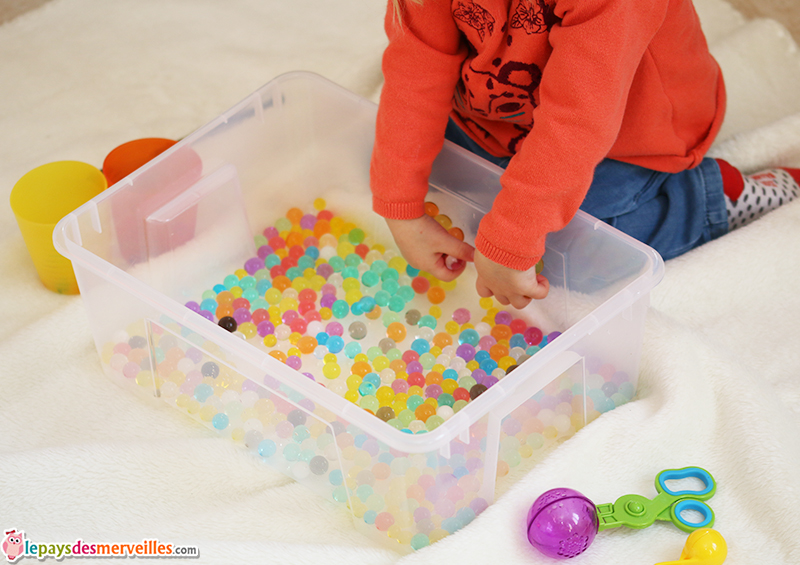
[{"left": 2, "top": 1, "right": 800, "bottom": 564}]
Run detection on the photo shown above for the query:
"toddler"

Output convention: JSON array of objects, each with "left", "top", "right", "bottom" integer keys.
[{"left": 370, "top": 0, "right": 800, "bottom": 309}]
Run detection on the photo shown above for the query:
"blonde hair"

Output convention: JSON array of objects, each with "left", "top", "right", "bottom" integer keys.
[{"left": 391, "top": 0, "right": 424, "bottom": 25}]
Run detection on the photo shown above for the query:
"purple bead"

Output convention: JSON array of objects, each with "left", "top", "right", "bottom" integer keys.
[
  {"left": 612, "top": 371, "right": 630, "bottom": 385},
  {"left": 299, "top": 398, "right": 316, "bottom": 412},
  {"left": 483, "top": 376, "right": 499, "bottom": 388},
  {"left": 556, "top": 389, "right": 573, "bottom": 404},
  {"left": 406, "top": 361, "right": 423, "bottom": 374},
  {"left": 263, "top": 374, "right": 280, "bottom": 389},
  {"left": 478, "top": 335, "right": 496, "bottom": 350},
  {"left": 303, "top": 372, "right": 316, "bottom": 382},
  {"left": 392, "top": 379, "right": 409, "bottom": 394},
  {"left": 414, "top": 507, "right": 431, "bottom": 522},
  {"left": 257, "top": 321, "right": 275, "bottom": 337},
  {"left": 317, "top": 264, "right": 334, "bottom": 279},
  {"left": 286, "top": 356, "right": 302, "bottom": 370},
  {"left": 185, "top": 301, "right": 201, "bottom": 312},
  {"left": 547, "top": 331, "right": 562, "bottom": 342},
  {"left": 300, "top": 214, "right": 317, "bottom": 230},
  {"left": 242, "top": 379, "right": 259, "bottom": 392},
  {"left": 325, "top": 321, "right": 343, "bottom": 336},
  {"left": 471, "top": 369, "right": 487, "bottom": 384},
  {"left": 199, "top": 310, "right": 214, "bottom": 322},
  {"left": 425, "top": 384, "right": 442, "bottom": 399},
  {"left": 257, "top": 245, "right": 274, "bottom": 259},
  {"left": 233, "top": 308, "right": 252, "bottom": 324},
  {"left": 320, "top": 294, "right": 336, "bottom": 309},
  {"left": 456, "top": 344, "right": 476, "bottom": 361},
  {"left": 185, "top": 347, "right": 203, "bottom": 363},
  {"left": 452, "top": 308, "right": 471, "bottom": 324},
  {"left": 244, "top": 257, "right": 263, "bottom": 274},
  {"left": 526, "top": 488, "right": 598, "bottom": 559},
  {"left": 494, "top": 311, "right": 512, "bottom": 325},
  {"left": 470, "top": 497, "right": 489, "bottom": 515}
]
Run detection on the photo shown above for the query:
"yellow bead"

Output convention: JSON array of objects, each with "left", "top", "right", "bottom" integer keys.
[
  {"left": 263, "top": 335, "right": 278, "bottom": 347},
  {"left": 313, "top": 197, "right": 326, "bottom": 210},
  {"left": 319, "top": 307, "right": 332, "bottom": 320},
  {"left": 230, "top": 286, "right": 243, "bottom": 298},
  {"left": 388, "top": 256, "right": 407, "bottom": 272},
  {"left": 238, "top": 322, "right": 258, "bottom": 339},
  {"left": 344, "top": 389, "right": 360, "bottom": 403},
  {"left": 323, "top": 364, "right": 341, "bottom": 379},
  {"left": 479, "top": 297, "right": 494, "bottom": 309},
  {"left": 265, "top": 288, "right": 282, "bottom": 305},
  {"left": 234, "top": 268, "right": 248, "bottom": 279},
  {"left": 445, "top": 321, "right": 460, "bottom": 335},
  {"left": 466, "top": 360, "right": 480, "bottom": 371},
  {"left": 429, "top": 305, "right": 442, "bottom": 319},
  {"left": 353, "top": 353, "right": 369, "bottom": 364},
  {"left": 346, "top": 375, "right": 363, "bottom": 390}
]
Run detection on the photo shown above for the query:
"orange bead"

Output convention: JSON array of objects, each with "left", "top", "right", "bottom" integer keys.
[
  {"left": 415, "top": 403, "right": 436, "bottom": 422},
  {"left": 313, "top": 219, "right": 331, "bottom": 238},
  {"left": 489, "top": 343, "right": 510, "bottom": 361},
  {"left": 215, "top": 306, "right": 234, "bottom": 319},
  {"left": 491, "top": 324, "right": 512, "bottom": 341},
  {"left": 296, "top": 336, "right": 318, "bottom": 354},
  {"left": 286, "top": 231, "right": 305, "bottom": 247},
  {"left": 425, "top": 371, "right": 443, "bottom": 385},
  {"left": 351, "top": 361, "right": 372, "bottom": 376},
  {"left": 390, "top": 359, "right": 407, "bottom": 374},
  {"left": 427, "top": 286, "right": 446, "bottom": 304},
  {"left": 432, "top": 332, "right": 453, "bottom": 348},
  {"left": 215, "top": 290, "right": 234, "bottom": 306},
  {"left": 387, "top": 322, "right": 407, "bottom": 342},
  {"left": 286, "top": 207, "right": 304, "bottom": 225},
  {"left": 269, "top": 350, "right": 288, "bottom": 363},
  {"left": 272, "top": 275, "right": 292, "bottom": 292},
  {"left": 448, "top": 227, "right": 465, "bottom": 241},
  {"left": 424, "top": 201, "right": 439, "bottom": 217}
]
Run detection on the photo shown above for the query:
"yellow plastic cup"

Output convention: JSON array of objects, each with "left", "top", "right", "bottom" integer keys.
[{"left": 10, "top": 161, "right": 107, "bottom": 294}]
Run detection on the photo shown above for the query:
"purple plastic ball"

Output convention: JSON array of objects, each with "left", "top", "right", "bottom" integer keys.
[{"left": 526, "top": 488, "right": 599, "bottom": 559}]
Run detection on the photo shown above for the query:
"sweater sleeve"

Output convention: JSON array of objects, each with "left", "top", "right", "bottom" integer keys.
[
  {"left": 475, "top": 0, "right": 670, "bottom": 270},
  {"left": 370, "top": 1, "right": 468, "bottom": 220}
]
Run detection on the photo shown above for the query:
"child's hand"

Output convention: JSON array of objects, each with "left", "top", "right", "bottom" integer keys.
[
  {"left": 386, "top": 216, "right": 475, "bottom": 282},
  {"left": 474, "top": 249, "right": 549, "bottom": 309}
]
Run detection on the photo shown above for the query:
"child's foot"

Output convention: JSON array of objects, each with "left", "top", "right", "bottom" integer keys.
[{"left": 719, "top": 162, "right": 800, "bottom": 230}]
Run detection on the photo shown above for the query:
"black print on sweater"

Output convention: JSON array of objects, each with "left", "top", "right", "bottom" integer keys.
[
  {"left": 510, "top": 0, "right": 560, "bottom": 34},
  {"left": 454, "top": 0, "right": 496, "bottom": 41}
]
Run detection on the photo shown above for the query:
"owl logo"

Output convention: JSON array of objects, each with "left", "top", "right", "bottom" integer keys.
[{"left": 2, "top": 530, "right": 24, "bottom": 563}]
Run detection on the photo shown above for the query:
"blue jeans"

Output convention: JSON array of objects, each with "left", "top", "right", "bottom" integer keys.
[{"left": 444, "top": 120, "right": 729, "bottom": 260}]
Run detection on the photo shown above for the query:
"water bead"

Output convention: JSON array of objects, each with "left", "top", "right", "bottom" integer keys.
[{"left": 348, "top": 321, "right": 367, "bottom": 340}]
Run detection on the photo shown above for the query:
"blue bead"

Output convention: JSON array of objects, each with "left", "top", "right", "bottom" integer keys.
[
  {"left": 211, "top": 413, "right": 229, "bottom": 430},
  {"left": 443, "top": 369, "right": 459, "bottom": 380},
  {"left": 474, "top": 350, "right": 490, "bottom": 362},
  {"left": 411, "top": 338, "right": 430, "bottom": 354},
  {"left": 315, "top": 332, "right": 329, "bottom": 345},
  {"left": 258, "top": 439, "right": 277, "bottom": 457},
  {"left": 305, "top": 246, "right": 320, "bottom": 259},
  {"left": 328, "top": 256, "right": 345, "bottom": 272},
  {"left": 363, "top": 510, "right": 377, "bottom": 525},
  {"left": 363, "top": 373, "right": 381, "bottom": 388},
  {"left": 328, "top": 469, "right": 343, "bottom": 485},
  {"left": 213, "top": 284, "right": 227, "bottom": 294},
  {"left": 406, "top": 265, "right": 421, "bottom": 277},
  {"left": 200, "top": 298, "right": 217, "bottom": 312},
  {"left": 479, "top": 358, "right": 498, "bottom": 372},
  {"left": 374, "top": 290, "right": 391, "bottom": 307},
  {"left": 370, "top": 260, "right": 388, "bottom": 274},
  {"left": 509, "top": 334, "right": 527, "bottom": 348},
  {"left": 327, "top": 335, "right": 345, "bottom": 353},
  {"left": 354, "top": 434, "right": 368, "bottom": 448},
  {"left": 344, "top": 342, "right": 362, "bottom": 359},
  {"left": 193, "top": 383, "right": 214, "bottom": 402},
  {"left": 256, "top": 279, "right": 272, "bottom": 294},
  {"left": 358, "top": 382, "right": 376, "bottom": 396},
  {"left": 341, "top": 266, "right": 359, "bottom": 279},
  {"left": 459, "top": 329, "right": 480, "bottom": 346}
]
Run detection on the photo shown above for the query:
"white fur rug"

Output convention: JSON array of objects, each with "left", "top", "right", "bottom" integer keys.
[{"left": 1, "top": 1, "right": 800, "bottom": 564}]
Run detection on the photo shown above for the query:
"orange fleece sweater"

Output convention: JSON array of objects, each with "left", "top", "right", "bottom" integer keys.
[{"left": 370, "top": 0, "right": 726, "bottom": 270}]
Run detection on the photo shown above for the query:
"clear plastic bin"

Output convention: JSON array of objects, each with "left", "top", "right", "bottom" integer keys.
[{"left": 54, "top": 72, "right": 664, "bottom": 552}]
